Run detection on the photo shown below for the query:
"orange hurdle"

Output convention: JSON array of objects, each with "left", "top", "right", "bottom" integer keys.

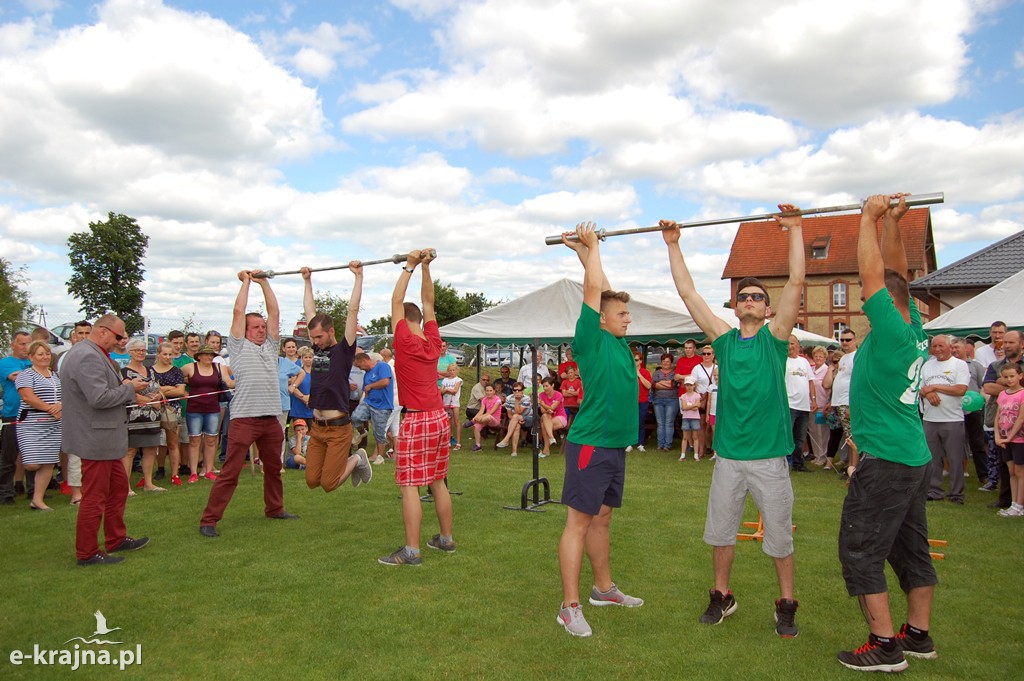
[{"left": 736, "top": 514, "right": 796, "bottom": 542}]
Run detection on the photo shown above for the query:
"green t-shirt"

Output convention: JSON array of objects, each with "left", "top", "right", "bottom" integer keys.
[
  {"left": 850, "top": 288, "right": 930, "bottom": 466},
  {"left": 173, "top": 354, "right": 195, "bottom": 414},
  {"left": 567, "top": 303, "right": 637, "bottom": 448},
  {"left": 712, "top": 325, "right": 792, "bottom": 460}
]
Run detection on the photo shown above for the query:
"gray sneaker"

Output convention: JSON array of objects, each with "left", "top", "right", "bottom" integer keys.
[
  {"left": 426, "top": 534, "right": 457, "bottom": 553},
  {"left": 378, "top": 547, "right": 422, "bottom": 566},
  {"left": 589, "top": 583, "right": 644, "bottom": 608},
  {"left": 351, "top": 449, "right": 372, "bottom": 488},
  {"left": 556, "top": 602, "right": 592, "bottom": 638}
]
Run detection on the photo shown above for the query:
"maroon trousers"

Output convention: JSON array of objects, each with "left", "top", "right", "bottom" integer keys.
[
  {"left": 200, "top": 416, "right": 284, "bottom": 527},
  {"left": 76, "top": 459, "right": 129, "bottom": 560}
]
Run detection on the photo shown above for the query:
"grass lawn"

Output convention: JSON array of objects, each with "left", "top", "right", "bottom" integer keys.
[{"left": 2, "top": 369, "right": 1022, "bottom": 680}]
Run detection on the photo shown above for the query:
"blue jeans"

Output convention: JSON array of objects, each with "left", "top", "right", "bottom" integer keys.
[
  {"left": 652, "top": 398, "right": 678, "bottom": 449},
  {"left": 637, "top": 401, "right": 650, "bottom": 446},
  {"left": 788, "top": 409, "right": 809, "bottom": 468}
]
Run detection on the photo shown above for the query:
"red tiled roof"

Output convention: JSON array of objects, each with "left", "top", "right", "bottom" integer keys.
[{"left": 721, "top": 207, "right": 933, "bottom": 279}]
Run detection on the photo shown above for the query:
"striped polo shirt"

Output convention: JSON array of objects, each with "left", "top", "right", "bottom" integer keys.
[{"left": 226, "top": 334, "right": 281, "bottom": 419}]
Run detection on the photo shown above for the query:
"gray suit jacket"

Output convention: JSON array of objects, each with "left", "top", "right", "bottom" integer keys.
[{"left": 60, "top": 339, "right": 136, "bottom": 460}]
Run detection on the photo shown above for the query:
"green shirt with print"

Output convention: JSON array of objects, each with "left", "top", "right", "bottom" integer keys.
[
  {"left": 850, "top": 288, "right": 930, "bottom": 467},
  {"left": 567, "top": 303, "right": 637, "bottom": 448},
  {"left": 712, "top": 325, "right": 792, "bottom": 460}
]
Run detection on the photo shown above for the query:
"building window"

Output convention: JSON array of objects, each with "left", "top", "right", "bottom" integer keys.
[
  {"left": 795, "top": 323, "right": 805, "bottom": 331},
  {"left": 832, "top": 282, "right": 847, "bottom": 308},
  {"left": 833, "top": 322, "right": 847, "bottom": 341},
  {"left": 799, "top": 285, "right": 805, "bottom": 309},
  {"left": 810, "top": 236, "right": 831, "bottom": 259}
]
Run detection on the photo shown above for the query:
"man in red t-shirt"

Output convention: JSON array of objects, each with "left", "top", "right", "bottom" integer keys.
[
  {"left": 673, "top": 339, "right": 702, "bottom": 391},
  {"left": 558, "top": 347, "right": 578, "bottom": 380},
  {"left": 379, "top": 248, "right": 455, "bottom": 566}
]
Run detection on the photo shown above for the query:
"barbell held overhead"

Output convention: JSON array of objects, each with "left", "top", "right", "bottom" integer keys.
[
  {"left": 251, "top": 249, "right": 438, "bottom": 279},
  {"left": 544, "top": 192, "right": 945, "bottom": 245}
]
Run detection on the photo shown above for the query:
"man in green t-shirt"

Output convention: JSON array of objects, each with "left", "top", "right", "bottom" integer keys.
[
  {"left": 555, "top": 222, "right": 643, "bottom": 639},
  {"left": 660, "top": 203, "right": 804, "bottom": 638},
  {"left": 836, "top": 195, "right": 936, "bottom": 673}
]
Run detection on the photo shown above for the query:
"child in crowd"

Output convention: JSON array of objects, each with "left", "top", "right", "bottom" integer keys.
[
  {"left": 285, "top": 419, "right": 309, "bottom": 470},
  {"left": 471, "top": 384, "right": 504, "bottom": 451},
  {"left": 538, "top": 375, "right": 568, "bottom": 458},
  {"left": 679, "top": 376, "right": 702, "bottom": 461},
  {"left": 441, "top": 363, "right": 463, "bottom": 450},
  {"left": 995, "top": 363, "right": 1024, "bottom": 517},
  {"left": 560, "top": 365, "right": 583, "bottom": 426}
]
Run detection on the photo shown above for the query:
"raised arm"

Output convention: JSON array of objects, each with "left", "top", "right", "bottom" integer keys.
[
  {"left": 252, "top": 270, "right": 280, "bottom": 341},
  {"left": 562, "top": 224, "right": 611, "bottom": 295},
  {"left": 301, "top": 267, "right": 316, "bottom": 324},
  {"left": 563, "top": 222, "right": 606, "bottom": 313},
  {"left": 231, "top": 270, "right": 252, "bottom": 339},
  {"left": 768, "top": 204, "right": 805, "bottom": 341},
  {"left": 660, "top": 221, "right": 732, "bottom": 341},
  {"left": 345, "top": 261, "right": 363, "bottom": 345},
  {"left": 858, "top": 195, "right": 890, "bottom": 301},
  {"left": 881, "top": 193, "right": 910, "bottom": 279},
  {"left": 391, "top": 254, "right": 415, "bottom": 333},
  {"left": 420, "top": 248, "right": 436, "bottom": 324}
]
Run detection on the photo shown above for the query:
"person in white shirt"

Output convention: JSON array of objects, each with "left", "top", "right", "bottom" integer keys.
[
  {"left": 920, "top": 335, "right": 969, "bottom": 503},
  {"left": 974, "top": 321, "right": 1006, "bottom": 369},
  {"left": 785, "top": 336, "right": 815, "bottom": 472},
  {"left": 825, "top": 329, "right": 858, "bottom": 469}
]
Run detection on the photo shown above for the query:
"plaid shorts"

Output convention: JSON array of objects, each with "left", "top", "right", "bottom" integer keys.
[{"left": 395, "top": 409, "right": 450, "bottom": 487}]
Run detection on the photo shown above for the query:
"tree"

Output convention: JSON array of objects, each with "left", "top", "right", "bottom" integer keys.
[
  {"left": 462, "top": 291, "right": 496, "bottom": 316},
  {"left": 66, "top": 212, "right": 149, "bottom": 334},
  {"left": 432, "top": 281, "right": 467, "bottom": 327},
  {"left": 366, "top": 315, "right": 392, "bottom": 336},
  {"left": 313, "top": 291, "right": 349, "bottom": 331},
  {"left": 0, "top": 258, "right": 35, "bottom": 341}
]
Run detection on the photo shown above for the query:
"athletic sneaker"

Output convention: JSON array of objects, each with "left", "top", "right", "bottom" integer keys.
[
  {"left": 496, "top": 441, "right": 508, "bottom": 448},
  {"left": 589, "top": 583, "right": 644, "bottom": 607},
  {"left": 979, "top": 482, "right": 997, "bottom": 491},
  {"left": 371, "top": 455, "right": 385, "bottom": 465},
  {"left": 351, "top": 449, "right": 371, "bottom": 488},
  {"left": 378, "top": 547, "right": 422, "bottom": 566},
  {"left": 625, "top": 446, "right": 633, "bottom": 452},
  {"left": 556, "top": 602, "right": 592, "bottom": 638},
  {"left": 774, "top": 599, "right": 799, "bottom": 638},
  {"left": 837, "top": 637, "right": 908, "bottom": 673},
  {"left": 426, "top": 534, "right": 457, "bottom": 553},
  {"left": 895, "top": 623, "right": 937, "bottom": 659},
  {"left": 636, "top": 445, "right": 646, "bottom": 452},
  {"left": 699, "top": 589, "right": 737, "bottom": 625}
]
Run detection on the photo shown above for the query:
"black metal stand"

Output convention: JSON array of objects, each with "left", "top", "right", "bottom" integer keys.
[{"left": 418, "top": 476, "right": 462, "bottom": 503}]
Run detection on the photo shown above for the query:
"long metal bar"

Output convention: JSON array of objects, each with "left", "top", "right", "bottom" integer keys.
[
  {"left": 544, "top": 192, "right": 944, "bottom": 245},
  {"left": 252, "top": 250, "right": 437, "bottom": 279}
]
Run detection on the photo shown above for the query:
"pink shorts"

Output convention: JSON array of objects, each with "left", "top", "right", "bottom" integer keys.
[
  {"left": 475, "top": 415, "right": 500, "bottom": 429},
  {"left": 395, "top": 409, "right": 450, "bottom": 487},
  {"left": 709, "top": 415, "right": 716, "bottom": 426}
]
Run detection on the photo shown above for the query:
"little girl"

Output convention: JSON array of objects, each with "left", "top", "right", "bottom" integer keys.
[
  {"left": 679, "top": 377, "right": 702, "bottom": 461},
  {"left": 995, "top": 363, "right": 1024, "bottom": 517},
  {"left": 441, "top": 363, "right": 463, "bottom": 450},
  {"left": 472, "top": 385, "right": 503, "bottom": 451}
]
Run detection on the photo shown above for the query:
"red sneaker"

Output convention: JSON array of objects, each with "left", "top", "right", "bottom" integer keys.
[
  {"left": 60, "top": 481, "right": 72, "bottom": 496},
  {"left": 187, "top": 473, "right": 199, "bottom": 484},
  {"left": 203, "top": 471, "right": 218, "bottom": 481},
  {"left": 171, "top": 475, "right": 183, "bottom": 486}
]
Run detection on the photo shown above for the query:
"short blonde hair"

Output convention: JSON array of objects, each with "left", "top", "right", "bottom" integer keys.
[
  {"left": 298, "top": 346, "right": 314, "bottom": 358},
  {"left": 27, "top": 340, "right": 51, "bottom": 357}
]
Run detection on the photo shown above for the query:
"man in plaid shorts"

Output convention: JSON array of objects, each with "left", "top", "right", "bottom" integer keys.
[{"left": 379, "top": 248, "right": 455, "bottom": 566}]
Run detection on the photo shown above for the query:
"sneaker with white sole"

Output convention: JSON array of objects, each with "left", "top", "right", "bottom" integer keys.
[
  {"left": 351, "top": 449, "right": 371, "bottom": 488},
  {"left": 837, "top": 636, "right": 908, "bottom": 673},
  {"left": 774, "top": 598, "right": 799, "bottom": 638},
  {"left": 700, "top": 589, "right": 737, "bottom": 625},
  {"left": 556, "top": 602, "right": 592, "bottom": 637},
  {"left": 371, "top": 455, "right": 385, "bottom": 465},
  {"left": 426, "top": 534, "right": 457, "bottom": 553},
  {"left": 895, "top": 623, "right": 937, "bottom": 659},
  {"left": 496, "top": 441, "right": 508, "bottom": 448},
  {"left": 625, "top": 446, "right": 633, "bottom": 453},
  {"left": 589, "top": 583, "right": 644, "bottom": 607},
  {"left": 636, "top": 445, "right": 646, "bottom": 452},
  {"left": 378, "top": 546, "right": 422, "bottom": 566}
]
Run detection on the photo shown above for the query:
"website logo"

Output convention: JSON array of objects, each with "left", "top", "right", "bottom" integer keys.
[{"left": 8, "top": 611, "right": 142, "bottom": 672}]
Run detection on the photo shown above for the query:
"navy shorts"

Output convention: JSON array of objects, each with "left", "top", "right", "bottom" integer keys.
[
  {"left": 561, "top": 440, "right": 626, "bottom": 516},
  {"left": 838, "top": 454, "right": 938, "bottom": 596}
]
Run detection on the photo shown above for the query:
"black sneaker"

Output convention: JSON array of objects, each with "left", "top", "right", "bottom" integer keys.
[
  {"left": 699, "top": 589, "right": 737, "bottom": 625},
  {"left": 77, "top": 553, "right": 125, "bottom": 567},
  {"left": 896, "top": 623, "right": 937, "bottom": 659},
  {"left": 774, "top": 598, "right": 799, "bottom": 638},
  {"left": 153, "top": 468, "right": 166, "bottom": 481},
  {"left": 837, "top": 637, "right": 909, "bottom": 673},
  {"left": 110, "top": 536, "right": 150, "bottom": 553}
]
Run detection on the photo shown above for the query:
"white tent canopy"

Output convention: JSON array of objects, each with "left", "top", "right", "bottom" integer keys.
[{"left": 923, "top": 268, "right": 1024, "bottom": 336}]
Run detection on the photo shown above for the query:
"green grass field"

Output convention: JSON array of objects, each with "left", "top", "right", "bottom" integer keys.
[{"left": 2, "top": 368, "right": 1022, "bottom": 680}]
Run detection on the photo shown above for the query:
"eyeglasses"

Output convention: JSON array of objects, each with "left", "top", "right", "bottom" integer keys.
[
  {"left": 97, "top": 325, "right": 126, "bottom": 341},
  {"left": 840, "top": 338, "right": 854, "bottom": 342},
  {"left": 736, "top": 292, "right": 767, "bottom": 302},
  {"left": 129, "top": 348, "right": 147, "bottom": 352},
  {"left": 513, "top": 388, "right": 523, "bottom": 392},
  {"left": 701, "top": 352, "right": 713, "bottom": 356}
]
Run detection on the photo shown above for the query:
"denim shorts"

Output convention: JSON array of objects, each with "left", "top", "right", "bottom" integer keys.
[
  {"left": 680, "top": 418, "right": 700, "bottom": 431},
  {"left": 352, "top": 403, "right": 393, "bottom": 443},
  {"left": 186, "top": 411, "right": 221, "bottom": 437}
]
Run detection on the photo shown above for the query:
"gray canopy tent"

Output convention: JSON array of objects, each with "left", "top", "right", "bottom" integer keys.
[{"left": 439, "top": 278, "right": 706, "bottom": 511}]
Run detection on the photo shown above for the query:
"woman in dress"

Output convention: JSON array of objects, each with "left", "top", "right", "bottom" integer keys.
[
  {"left": 15, "top": 341, "right": 62, "bottom": 511},
  {"left": 152, "top": 342, "right": 187, "bottom": 486},
  {"left": 122, "top": 338, "right": 164, "bottom": 493},
  {"left": 651, "top": 353, "right": 680, "bottom": 451},
  {"left": 182, "top": 345, "right": 234, "bottom": 483}
]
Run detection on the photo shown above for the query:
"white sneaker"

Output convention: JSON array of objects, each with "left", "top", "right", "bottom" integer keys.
[
  {"left": 637, "top": 445, "right": 646, "bottom": 452},
  {"left": 679, "top": 454, "right": 686, "bottom": 461},
  {"left": 496, "top": 441, "right": 508, "bottom": 448},
  {"left": 549, "top": 438, "right": 557, "bottom": 445},
  {"left": 510, "top": 451, "right": 517, "bottom": 457},
  {"left": 371, "top": 455, "right": 385, "bottom": 465},
  {"left": 557, "top": 602, "right": 593, "bottom": 638},
  {"left": 625, "top": 446, "right": 634, "bottom": 453}
]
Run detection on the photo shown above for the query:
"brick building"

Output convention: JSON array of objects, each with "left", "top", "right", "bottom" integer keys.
[{"left": 721, "top": 208, "right": 936, "bottom": 340}]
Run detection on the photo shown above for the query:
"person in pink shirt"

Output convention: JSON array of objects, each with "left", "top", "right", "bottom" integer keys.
[
  {"left": 538, "top": 376, "right": 568, "bottom": 458},
  {"left": 679, "top": 376, "right": 703, "bottom": 461},
  {"left": 995, "top": 363, "right": 1024, "bottom": 517},
  {"left": 471, "top": 385, "right": 503, "bottom": 451}
]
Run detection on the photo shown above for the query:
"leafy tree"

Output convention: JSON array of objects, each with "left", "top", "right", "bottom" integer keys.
[
  {"left": 0, "top": 258, "right": 35, "bottom": 341},
  {"left": 313, "top": 291, "right": 349, "bottom": 331},
  {"left": 66, "top": 212, "right": 149, "bottom": 334},
  {"left": 366, "top": 315, "right": 392, "bottom": 336},
  {"left": 462, "top": 291, "right": 496, "bottom": 316},
  {"left": 432, "top": 281, "right": 467, "bottom": 327}
]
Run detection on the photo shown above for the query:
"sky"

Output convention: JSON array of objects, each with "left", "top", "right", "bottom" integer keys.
[{"left": 1, "top": 0, "right": 1023, "bottom": 336}]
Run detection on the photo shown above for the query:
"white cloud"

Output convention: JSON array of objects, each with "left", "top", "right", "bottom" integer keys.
[
  {"left": 261, "top": 20, "right": 377, "bottom": 80},
  {"left": 931, "top": 204, "right": 1024, "bottom": 245}
]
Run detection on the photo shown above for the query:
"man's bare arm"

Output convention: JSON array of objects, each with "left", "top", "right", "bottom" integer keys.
[
  {"left": 881, "top": 193, "right": 910, "bottom": 279},
  {"left": 231, "top": 270, "right": 252, "bottom": 339},
  {"left": 345, "top": 261, "right": 363, "bottom": 345},
  {"left": 661, "top": 220, "right": 731, "bottom": 341},
  {"left": 768, "top": 204, "right": 805, "bottom": 341},
  {"left": 858, "top": 195, "right": 890, "bottom": 301}
]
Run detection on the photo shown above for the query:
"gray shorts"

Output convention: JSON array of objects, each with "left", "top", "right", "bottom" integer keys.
[{"left": 704, "top": 456, "right": 794, "bottom": 558}]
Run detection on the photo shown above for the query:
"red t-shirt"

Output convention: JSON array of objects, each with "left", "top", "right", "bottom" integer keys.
[
  {"left": 637, "top": 367, "right": 652, "bottom": 403},
  {"left": 394, "top": 319, "right": 444, "bottom": 411},
  {"left": 558, "top": 361, "right": 578, "bottom": 378},
  {"left": 560, "top": 377, "right": 583, "bottom": 408},
  {"left": 675, "top": 354, "right": 702, "bottom": 395}
]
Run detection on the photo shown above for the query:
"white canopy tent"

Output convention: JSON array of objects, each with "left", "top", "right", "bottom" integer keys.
[{"left": 923, "top": 269, "right": 1024, "bottom": 337}]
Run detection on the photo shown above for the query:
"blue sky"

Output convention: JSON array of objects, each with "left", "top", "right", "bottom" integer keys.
[{"left": 1, "top": 0, "right": 1022, "bottom": 334}]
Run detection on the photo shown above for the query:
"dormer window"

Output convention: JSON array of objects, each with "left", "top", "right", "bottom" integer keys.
[{"left": 810, "top": 236, "right": 831, "bottom": 260}]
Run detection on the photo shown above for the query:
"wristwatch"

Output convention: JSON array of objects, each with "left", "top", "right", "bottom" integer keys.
[{"left": 402, "top": 265, "right": 415, "bottom": 273}]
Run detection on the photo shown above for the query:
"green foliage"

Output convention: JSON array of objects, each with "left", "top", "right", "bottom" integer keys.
[
  {"left": 313, "top": 290, "right": 349, "bottom": 330},
  {"left": 433, "top": 281, "right": 497, "bottom": 327},
  {"left": 66, "top": 212, "right": 149, "bottom": 334},
  {"left": 366, "top": 315, "right": 392, "bottom": 336},
  {"left": 0, "top": 258, "right": 35, "bottom": 341}
]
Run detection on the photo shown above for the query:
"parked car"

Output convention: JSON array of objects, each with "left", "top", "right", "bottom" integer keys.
[{"left": 15, "top": 322, "right": 70, "bottom": 357}]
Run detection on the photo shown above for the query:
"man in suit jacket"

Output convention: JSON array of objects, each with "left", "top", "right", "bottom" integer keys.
[{"left": 61, "top": 314, "right": 152, "bottom": 566}]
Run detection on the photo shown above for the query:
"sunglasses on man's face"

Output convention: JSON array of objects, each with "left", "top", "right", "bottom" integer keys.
[
  {"left": 736, "top": 292, "right": 767, "bottom": 303},
  {"left": 841, "top": 338, "right": 854, "bottom": 343}
]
